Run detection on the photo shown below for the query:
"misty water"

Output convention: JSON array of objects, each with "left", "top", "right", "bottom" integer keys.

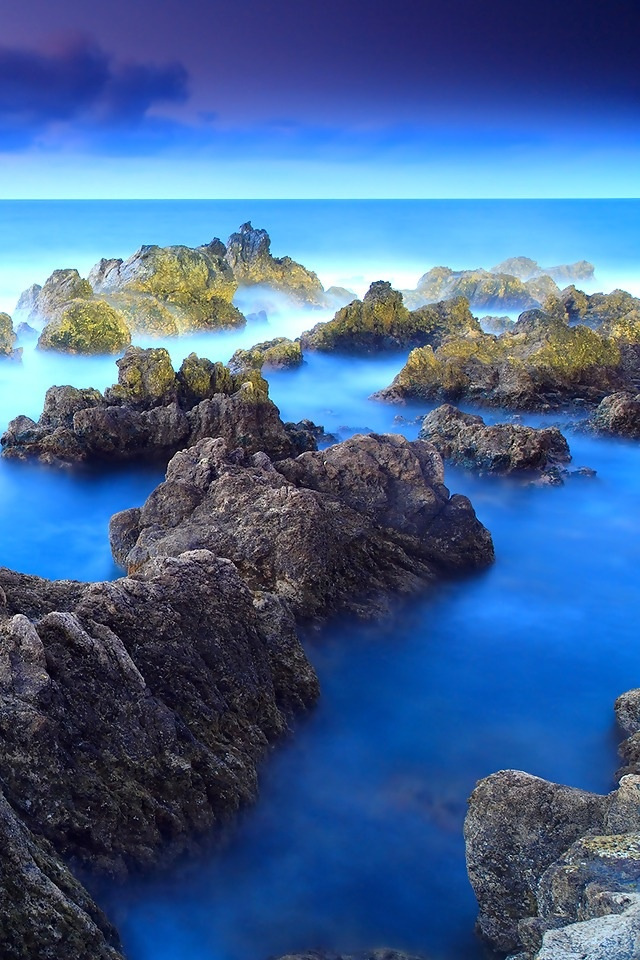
[{"left": 0, "top": 200, "right": 639, "bottom": 960}]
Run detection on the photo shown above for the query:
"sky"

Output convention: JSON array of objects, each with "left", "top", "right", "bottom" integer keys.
[{"left": 0, "top": 0, "right": 638, "bottom": 198}]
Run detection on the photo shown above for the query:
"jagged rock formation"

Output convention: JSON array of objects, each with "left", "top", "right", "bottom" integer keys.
[
  {"left": 490, "top": 257, "right": 595, "bottom": 284},
  {"left": 0, "top": 312, "right": 20, "bottom": 360},
  {"left": 1, "top": 347, "right": 313, "bottom": 467},
  {"left": 465, "top": 689, "right": 640, "bottom": 959},
  {"left": 228, "top": 337, "right": 303, "bottom": 376},
  {"left": 419, "top": 405, "right": 571, "bottom": 476},
  {"left": 38, "top": 299, "right": 132, "bottom": 354},
  {"left": 301, "top": 283, "right": 481, "bottom": 354},
  {"left": 402, "top": 267, "right": 559, "bottom": 312},
  {"left": 553, "top": 286, "right": 640, "bottom": 330},
  {"left": 376, "top": 307, "right": 634, "bottom": 411},
  {"left": 110, "top": 432, "right": 495, "bottom": 619},
  {"left": 224, "top": 222, "right": 326, "bottom": 306}
]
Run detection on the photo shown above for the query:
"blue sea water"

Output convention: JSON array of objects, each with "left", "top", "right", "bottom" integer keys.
[{"left": 0, "top": 200, "right": 639, "bottom": 959}]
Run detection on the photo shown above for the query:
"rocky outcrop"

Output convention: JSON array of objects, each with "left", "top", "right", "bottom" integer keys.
[
  {"left": 404, "top": 267, "right": 558, "bottom": 312},
  {"left": 490, "top": 258, "right": 595, "bottom": 284},
  {"left": 225, "top": 222, "right": 326, "bottom": 306},
  {"left": 0, "top": 788, "right": 124, "bottom": 959},
  {"left": 88, "top": 242, "right": 243, "bottom": 335},
  {"left": 37, "top": 300, "right": 132, "bottom": 354},
  {"left": 110, "top": 433, "right": 494, "bottom": 619},
  {"left": 586, "top": 392, "right": 640, "bottom": 439},
  {"left": 0, "top": 312, "right": 20, "bottom": 360},
  {"left": 419, "top": 405, "right": 571, "bottom": 476},
  {"left": 375, "top": 308, "right": 632, "bottom": 411},
  {"left": 228, "top": 337, "right": 303, "bottom": 376},
  {"left": 301, "top": 283, "right": 481, "bottom": 354},
  {"left": 1, "top": 347, "right": 313, "bottom": 467},
  {"left": 555, "top": 286, "right": 640, "bottom": 330},
  {"left": 480, "top": 315, "right": 515, "bottom": 335},
  {"left": 465, "top": 692, "right": 640, "bottom": 960},
  {"left": 20, "top": 269, "right": 93, "bottom": 324}
]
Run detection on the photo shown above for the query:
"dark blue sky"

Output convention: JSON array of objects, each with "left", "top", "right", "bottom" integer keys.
[{"left": 0, "top": 0, "right": 638, "bottom": 196}]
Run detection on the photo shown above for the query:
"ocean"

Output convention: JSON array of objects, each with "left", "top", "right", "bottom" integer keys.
[{"left": 0, "top": 199, "right": 639, "bottom": 959}]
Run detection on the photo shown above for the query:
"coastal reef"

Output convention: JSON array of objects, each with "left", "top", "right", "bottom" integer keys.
[
  {"left": 228, "top": 336, "right": 303, "bottom": 375},
  {"left": 376, "top": 304, "right": 638, "bottom": 411},
  {"left": 301, "top": 282, "right": 481, "bottom": 354},
  {"left": 400, "top": 257, "right": 594, "bottom": 312},
  {"left": 0, "top": 391, "right": 493, "bottom": 956},
  {"left": 419, "top": 404, "right": 572, "bottom": 477},
  {"left": 16, "top": 224, "right": 353, "bottom": 352},
  {"left": 465, "top": 690, "right": 640, "bottom": 959},
  {"left": 1, "top": 347, "right": 315, "bottom": 467}
]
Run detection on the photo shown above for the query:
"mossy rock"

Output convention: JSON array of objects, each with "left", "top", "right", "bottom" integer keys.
[
  {"left": 109, "top": 347, "right": 177, "bottom": 406},
  {"left": 0, "top": 313, "right": 16, "bottom": 356},
  {"left": 105, "top": 293, "right": 179, "bottom": 337},
  {"left": 229, "top": 337, "right": 303, "bottom": 375},
  {"left": 38, "top": 300, "right": 131, "bottom": 355}
]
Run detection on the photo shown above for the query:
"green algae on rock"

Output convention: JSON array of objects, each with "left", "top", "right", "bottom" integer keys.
[
  {"left": 229, "top": 337, "right": 303, "bottom": 376},
  {"left": 225, "top": 221, "right": 326, "bottom": 306},
  {"left": 37, "top": 300, "right": 132, "bottom": 355},
  {"left": 0, "top": 313, "right": 19, "bottom": 358},
  {"left": 375, "top": 306, "right": 631, "bottom": 411},
  {"left": 301, "top": 282, "right": 481, "bottom": 354}
]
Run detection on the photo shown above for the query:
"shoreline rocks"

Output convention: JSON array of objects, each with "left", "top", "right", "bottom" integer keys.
[
  {"left": 110, "top": 432, "right": 495, "bottom": 620},
  {"left": 375, "top": 306, "right": 636, "bottom": 412},
  {"left": 1, "top": 347, "right": 315, "bottom": 467},
  {"left": 465, "top": 691, "right": 640, "bottom": 959},
  {"left": 418, "top": 404, "right": 572, "bottom": 476},
  {"left": 586, "top": 392, "right": 640, "bottom": 439},
  {"left": 301, "top": 283, "right": 481, "bottom": 354}
]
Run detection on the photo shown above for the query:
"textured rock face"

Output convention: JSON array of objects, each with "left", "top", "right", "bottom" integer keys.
[
  {"left": 229, "top": 337, "right": 303, "bottom": 375},
  {"left": 110, "top": 433, "right": 495, "bottom": 619},
  {"left": 88, "top": 242, "right": 241, "bottom": 333},
  {"left": 464, "top": 771, "right": 607, "bottom": 952},
  {"left": 225, "top": 222, "right": 326, "bottom": 305},
  {"left": 466, "top": 696, "right": 640, "bottom": 960},
  {"left": 37, "top": 299, "right": 132, "bottom": 354},
  {"left": 375, "top": 308, "right": 631, "bottom": 411},
  {"left": 21, "top": 269, "right": 93, "bottom": 323},
  {"left": 557, "top": 285, "right": 640, "bottom": 329},
  {"left": 1, "top": 347, "right": 312, "bottom": 466},
  {"left": 301, "top": 283, "right": 481, "bottom": 354},
  {"left": 0, "top": 312, "right": 19, "bottom": 359},
  {"left": 419, "top": 405, "right": 571, "bottom": 475},
  {"left": 587, "top": 392, "right": 640, "bottom": 439},
  {"left": 0, "top": 789, "right": 124, "bottom": 960}
]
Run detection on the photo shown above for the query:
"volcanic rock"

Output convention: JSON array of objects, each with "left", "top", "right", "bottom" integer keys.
[{"left": 418, "top": 405, "right": 571, "bottom": 475}]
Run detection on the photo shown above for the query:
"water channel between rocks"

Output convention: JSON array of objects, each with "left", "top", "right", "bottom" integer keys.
[{"left": 0, "top": 199, "right": 638, "bottom": 959}]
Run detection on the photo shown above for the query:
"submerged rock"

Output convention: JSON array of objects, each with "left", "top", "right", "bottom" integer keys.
[
  {"left": 225, "top": 222, "right": 326, "bottom": 306},
  {"left": 418, "top": 405, "right": 571, "bottom": 475},
  {"left": 110, "top": 432, "right": 495, "bottom": 619},
  {"left": 228, "top": 337, "right": 303, "bottom": 376},
  {"left": 1, "top": 347, "right": 313, "bottom": 466}
]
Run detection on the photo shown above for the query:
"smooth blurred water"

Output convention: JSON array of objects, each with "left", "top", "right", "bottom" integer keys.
[{"left": 0, "top": 200, "right": 639, "bottom": 959}]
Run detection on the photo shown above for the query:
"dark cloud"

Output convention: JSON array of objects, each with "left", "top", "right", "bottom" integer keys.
[{"left": 0, "top": 37, "right": 188, "bottom": 147}]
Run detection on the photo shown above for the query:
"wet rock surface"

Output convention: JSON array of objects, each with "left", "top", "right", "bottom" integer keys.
[
  {"left": 1, "top": 347, "right": 312, "bottom": 466},
  {"left": 0, "top": 312, "right": 20, "bottom": 360},
  {"left": 110, "top": 432, "right": 495, "bottom": 620},
  {"left": 419, "top": 405, "right": 571, "bottom": 475},
  {"left": 587, "top": 392, "right": 640, "bottom": 439},
  {"left": 466, "top": 695, "right": 640, "bottom": 960}
]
